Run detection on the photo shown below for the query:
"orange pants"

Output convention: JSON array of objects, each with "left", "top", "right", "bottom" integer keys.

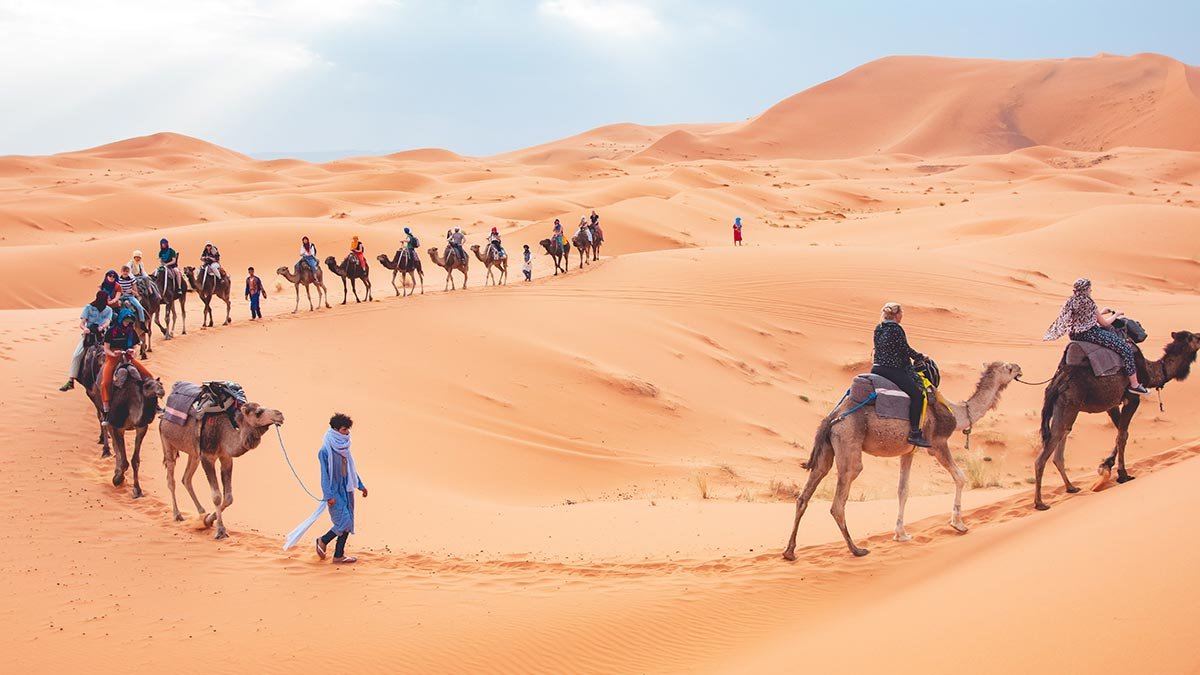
[{"left": 101, "top": 353, "right": 153, "bottom": 405}]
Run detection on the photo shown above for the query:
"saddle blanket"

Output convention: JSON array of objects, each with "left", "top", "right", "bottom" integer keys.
[
  {"left": 1065, "top": 341, "right": 1122, "bottom": 377},
  {"left": 849, "top": 374, "right": 911, "bottom": 421},
  {"left": 162, "top": 381, "right": 246, "bottom": 426}
]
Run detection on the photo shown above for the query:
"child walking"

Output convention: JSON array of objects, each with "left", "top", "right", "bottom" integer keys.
[
  {"left": 244, "top": 267, "right": 266, "bottom": 320},
  {"left": 733, "top": 216, "right": 743, "bottom": 246},
  {"left": 316, "top": 412, "right": 368, "bottom": 564},
  {"left": 522, "top": 244, "right": 532, "bottom": 281}
]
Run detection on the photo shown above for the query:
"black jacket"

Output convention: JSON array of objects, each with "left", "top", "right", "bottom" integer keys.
[{"left": 873, "top": 321, "right": 921, "bottom": 370}]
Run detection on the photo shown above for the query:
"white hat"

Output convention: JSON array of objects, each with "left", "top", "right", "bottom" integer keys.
[{"left": 132, "top": 250, "right": 142, "bottom": 257}]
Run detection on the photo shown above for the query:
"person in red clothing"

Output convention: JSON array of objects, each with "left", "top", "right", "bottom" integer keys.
[
  {"left": 350, "top": 236, "right": 368, "bottom": 271},
  {"left": 733, "top": 217, "right": 743, "bottom": 246},
  {"left": 99, "top": 309, "right": 154, "bottom": 423}
]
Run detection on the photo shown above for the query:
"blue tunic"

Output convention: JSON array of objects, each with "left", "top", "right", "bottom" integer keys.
[{"left": 319, "top": 446, "right": 365, "bottom": 535}]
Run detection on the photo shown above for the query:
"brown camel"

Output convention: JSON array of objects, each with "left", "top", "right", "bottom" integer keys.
[
  {"left": 183, "top": 265, "right": 232, "bottom": 328},
  {"left": 151, "top": 266, "right": 187, "bottom": 338},
  {"left": 324, "top": 255, "right": 373, "bottom": 304},
  {"left": 376, "top": 249, "right": 425, "bottom": 297},
  {"left": 470, "top": 244, "right": 508, "bottom": 286},
  {"left": 276, "top": 264, "right": 331, "bottom": 312},
  {"left": 589, "top": 224, "right": 604, "bottom": 261},
  {"left": 159, "top": 397, "right": 285, "bottom": 539},
  {"left": 539, "top": 238, "right": 571, "bottom": 275},
  {"left": 81, "top": 353, "right": 165, "bottom": 497},
  {"left": 571, "top": 230, "right": 593, "bottom": 268},
  {"left": 783, "top": 361, "right": 1022, "bottom": 559},
  {"left": 128, "top": 281, "right": 160, "bottom": 359},
  {"left": 428, "top": 246, "right": 469, "bottom": 290},
  {"left": 1035, "top": 330, "right": 1199, "bottom": 510}
]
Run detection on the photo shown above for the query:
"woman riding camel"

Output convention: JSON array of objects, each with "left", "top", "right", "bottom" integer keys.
[
  {"left": 59, "top": 291, "right": 113, "bottom": 391},
  {"left": 99, "top": 309, "right": 155, "bottom": 423},
  {"left": 158, "top": 238, "right": 184, "bottom": 291},
  {"left": 871, "top": 302, "right": 932, "bottom": 448},
  {"left": 101, "top": 269, "right": 146, "bottom": 323},
  {"left": 350, "top": 236, "right": 368, "bottom": 271},
  {"left": 552, "top": 219, "right": 564, "bottom": 247},
  {"left": 298, "top": 236, "right": 319, "bottom": 273},
  {"left": 1043, "top": 278, "right": 1149, "bottom": 396}
]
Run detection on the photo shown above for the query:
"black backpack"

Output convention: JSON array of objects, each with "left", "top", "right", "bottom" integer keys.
[{"left": 1113, "top": 317, "right": 1148, "bottom": 344}]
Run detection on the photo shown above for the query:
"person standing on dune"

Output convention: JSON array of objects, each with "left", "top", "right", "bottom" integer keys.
[
  {"left": 523, "top": 244, "right": 532, "bottom": 281},
  {"left": 315, "top": 412, "right": 368, "bottom": 564},
  {"left": 244, "top": 267, "right": 266, "bottom": 321},
  {"left": 733, "top": 217, "right": 743, "bottom": 246}
]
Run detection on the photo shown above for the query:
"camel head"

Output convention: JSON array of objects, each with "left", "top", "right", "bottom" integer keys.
[
  {"left": 229, "top": 402, "right": 285, "bottom": 456},
  {"left": 324, "top": 255, "right": 339, "bottom": 271},
  {"left": 112, "top": 367, "right": 165, "bottom": 400},
  {"left": 142, "top": 377, "right": 166, "bottom": 400},
  {"left": 470, "top": 244, "right": 480, "bottom": 252},
  {"left": 275, "top": 266, "right": 291, "bottom": 278},
  {"left": 981, "top": 361, "right": 1022, "bottom": 386},
  {"left": 1165, "top": 331, "right": 1200, "bottom": 381},
  {"left": 182, "top": 265, "right": 196, "bottom": 283},
  {"left": 539, "top": 238, "right": 552, "bottom": 254},
  {"left": 376, "top": 253, "right": 393, "bottom": 269}
]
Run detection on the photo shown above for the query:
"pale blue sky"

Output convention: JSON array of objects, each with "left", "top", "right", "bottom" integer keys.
[{"left": 1, "top": 0, "right": 1197, "bottom": 158}]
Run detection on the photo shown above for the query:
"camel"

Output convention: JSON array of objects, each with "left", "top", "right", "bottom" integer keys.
[
  {"left": 82, "top": 353, "right": 165, "bottom": 497},
  {"left": 324, "top": 255, "right": 373, "bottom": 304},
  {"left": 571, "top": 230, "right": 593, "bottom": 268},
  {"left": 152, "top": 266, "right": 187, "bottom": 338},
  {"left": 589, "top": 225, "right": 603, "bottom": 261},
  {"left": 470, "top": 244, "right": 508, "bottom": 286},
  {"left": 183, "top": 266, "right": 232, "bottom": 328},
  {"left": 428, "top": 246, "right": 469, "bottom": 291},
  {"left": 276, "top": 264, "right": 331, "bottom": 312},
  {"left": 159, "top": 398, "right": 285, "bottom": 539},
  {"left": 1035, "top": 330, "right": 1200, "bottom": 510},
  {"left": 783, "top": 361, "right": 1022, "bottom": 559},
  {"left": 376, "top": 249, "right": 425, "bottom": 297},
  {"left": 539, "top": 238, "right": 572, "bottom": 276}
]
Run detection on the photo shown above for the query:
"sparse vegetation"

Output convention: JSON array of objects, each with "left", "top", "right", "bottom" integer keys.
[
  {"left": 767, "top": 478, "right": 801, "bottom": 500},
  {"left": 693, "top": 472, "right": 709, "bottom": 499},
  {"left": 961, "top": 451, "right": 1001, "bottom": 489}
]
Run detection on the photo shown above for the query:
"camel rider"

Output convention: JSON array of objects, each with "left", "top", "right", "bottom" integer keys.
[
  {"left": 487, "top": 226, "right": 506, "bottom": 259},
  {"left": 99, "top": 308, "right": 155, "bottom": 424},
  {"left": 402, "top": 227, "right": 419, "bottom": 264},
  {"left": 115, "top": 265, "right": 148, "bottom": 323},
  {"left": 60, "top": 291, "right": 113, "bottom": 391},
  {"left": 553, "top": 219, "right": 564, "bottom": 247},
  {"left": 577, "top": 217, "right": 592, "bottom": 244},
  {"left": 1043, "top": 278, "right": 1149, "bottom": 396},
  {"left": 589, "top": 210, "right": 601, "bottom": 240},
  {"left": 127, "top": 250, "right": 159, "bottom": 300},
  {"left": 298, "top": 236, "right": 319, "bottom": 274},
  {"left": 871, "top": 302, "right": 932, "bottom": 448},
  {"left": 447, "top": 227, "right": 467, "bottom": 262},
  {"left": 158, "top": 238, "right": 184, "bottom": 292},
  {"left": 200, "top": 242, "right": 223, "bottom": 284},
  {"left": 350, "top": 236, "right": 369, "bottom": 271}
]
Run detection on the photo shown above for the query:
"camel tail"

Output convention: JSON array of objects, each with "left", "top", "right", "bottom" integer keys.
[
  {"left": 801, "top": 416, "right": 835, "bottom": 471},
  {"left": 1040, "top": 377, "right": 1064, "bottom": 448}
]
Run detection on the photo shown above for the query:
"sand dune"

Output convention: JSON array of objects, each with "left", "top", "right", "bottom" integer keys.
[{"left": 3, "top": 52, "right": 1200, "bottom": 673}]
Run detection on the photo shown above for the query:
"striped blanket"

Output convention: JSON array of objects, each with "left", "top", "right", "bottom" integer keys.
[
  {"left": 162, "top": 382, "right": 204, "bottom": 425},
  {"left": 849, "top": 374, "right": 911, "bottom": 421}
]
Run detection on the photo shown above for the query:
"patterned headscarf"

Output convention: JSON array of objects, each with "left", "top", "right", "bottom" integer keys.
[{"left": 1044, "top": 278, "right": 1098, "bottom": 340}]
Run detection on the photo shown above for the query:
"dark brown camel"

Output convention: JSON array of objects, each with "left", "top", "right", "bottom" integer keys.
[
  {"left": 470, "top": 244, "right": 508, "bottom": 286},
  {"left": 159, "top": 397, "right": 285, "bottom": 539},
  {"left": 1035, "top": 330, "right": 1200, "bottom": 510},
  {"left": 589, "top": 224, "right": 603, "bottom": 261},
  {"left": 183, "top": 265, "right": 232, "bottom": 328},
  {"left": 428, "top": 246, "right": 469, "bottom": 290},
  {"left": 81, "top": 351, "right": 165, "bottom": 498},
  {"left": 276, "top": 264, "right": 331, "bottom": 312},
  {"left": 539, "top": 238, "right": 571, "bottom": 276},
  {"left": 571, "top": 230, "right": 593, "bottom": 268},
  {"left": 324, "top": 255, "right": 373, "bottom": 304},
  {"left": 152, "top": 266, "right": 187, "bottom": 338},
  {"left": 377, "top": 249, "right": 425, "bottom": 296}
]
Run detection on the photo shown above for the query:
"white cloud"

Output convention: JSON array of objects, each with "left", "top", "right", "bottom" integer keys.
[
  {"left": 537, "top": 0, "right": 663, "bottom": 39},
  {"left": 0, "top": 0, "right": 395, "bottom": 152}
]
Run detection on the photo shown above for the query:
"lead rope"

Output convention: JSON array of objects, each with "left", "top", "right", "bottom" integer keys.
[
  {"left": 1014, "top": 374, "right": 1054, "bottom": 386},
  {"left": 1157, "top": 387, "right": 1165, "bottom": 413},
  {"left": 275, "top": 425, "right": 322, "bottom": 501}
]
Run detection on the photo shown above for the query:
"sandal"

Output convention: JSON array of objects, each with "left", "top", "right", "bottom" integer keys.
[
  {"left": 315, "top": 537, "right": 327, "bottom": 560},
  {"left": 332, "top": 556, "right": 357, "bottom": 564}
]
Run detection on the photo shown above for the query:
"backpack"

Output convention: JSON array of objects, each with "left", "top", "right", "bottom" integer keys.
[
  {"left": 1113, "top": 317, "right": 1148, "bottom": 344},
  {"left": 410, "top": 236, "right": 420, "bottom": 248}
]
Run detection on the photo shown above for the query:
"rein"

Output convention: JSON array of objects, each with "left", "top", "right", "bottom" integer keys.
[
  {"left": 1014, "top": 374, "right": 1054, "bottom": 386},
  {"left": 275, "top": 425, "right": 322, "bottom": 502}
]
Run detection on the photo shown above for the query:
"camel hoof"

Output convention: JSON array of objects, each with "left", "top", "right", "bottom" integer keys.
[
  {"left": 1116, "top": 473, "right": 1136, "bottom": 484},
  {"left": 782, "top": 549, "right": 796, "bottom": 562},
  {"left": 173, "top": 513, "right": 184, "bottom": 522},
  {"left": 894, "top": 533, "right": 913, "bottom": 542},
  {"left": 851, "top": 548, "right": 870, "bottom": 558},
  {"left": 132, "top": 488, "right": 144, "bottom": 499},
  {"left": 1066, "top": 485, "right": 1081, "bottom": 494},
  {"left": 214, "top": 530, "right": 228, "bottom": 540},
  {"left": 950, "top": 522, "right": 968, "bottom": 533},
  {"left": 100, "top": 450, "right": 111, "bottom": 458},
  {"left": 203, "top": 513, "right": 217, "bottom": 528},
  {"left": 112, "top": 473, "right": 124, "bottom": 487},
  {"left": 1034, "top": 503, "right": 1050, "bottom": 511}
]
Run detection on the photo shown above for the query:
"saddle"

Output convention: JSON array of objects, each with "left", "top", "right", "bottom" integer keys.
[
  {"left": 163, "top": 381, "right": 248, "bottom": 451},
  {"left": 849, "top": 374, "right": 912, "bottom": 421}
]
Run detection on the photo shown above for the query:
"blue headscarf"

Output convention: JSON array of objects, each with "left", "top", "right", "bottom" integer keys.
[{"left": 734, "top": 217, "right": 742, "bottom": 226}]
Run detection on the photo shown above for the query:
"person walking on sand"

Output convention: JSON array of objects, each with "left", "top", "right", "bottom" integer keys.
[
  {"left": 315, "top": 412, "right": 368, "bottom": 564},
  {"left": 522, "top": 244, "right": 532, "bottom": 281},
  {"left": 244, "top": 267, "right": 266, "bottom": 320},
  {"left": 733, "top": 216, "right": 743, "bottom": 246}
]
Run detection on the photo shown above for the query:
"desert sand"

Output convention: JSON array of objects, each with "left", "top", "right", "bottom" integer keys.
[{"left": 2, "top": 53, "right": 1199, "bottom": 673}]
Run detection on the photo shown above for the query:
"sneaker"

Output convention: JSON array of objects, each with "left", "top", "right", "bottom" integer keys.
[
  {"left": 1127, "top": 385, "right": 1150, "bottom": 396},
  {"left": 906, "top": 430, "right": 932, "bottom": 448},
  {"left": 59, "top": 379, "right": 75, "bottom": 392}
]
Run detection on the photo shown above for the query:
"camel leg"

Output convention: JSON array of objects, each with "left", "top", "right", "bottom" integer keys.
[
  {"left": 1051, "top": 406, "right": 1082, "bottom": 495},
  {"left": 200, "top": 456, "right": 227, "bottom": 539},
  {"left": 181, "top": 451, "right": 206, "bottom": 516},
  {"left": 320, "top": 283, "right": 331, "bottom": 308},
  {"left": 341, "top": 277, "right": 349, "bottom": 304},
  {"left": 130, "top": 425, "right": 147, "bottom": 499},
  {"left": 220, "top": 453, "right": 234, "bottom": 509},
  {"left": 163, "top": 444, "right": 183, "bottom": 521},
  {"left": 350, "top": 278, "right": 362, "bottom": 303},
  {"left": 418, "top": 270, "right": 424, "bottom": 295},
  {"left": 930, "top": 441, "right": 969, "bottom": 532},
  {"left": 364, "top": 277, "right": 372, "bottom": 301},
  {"left": 1114, "top": 397, "right": 1140, "bottom": 483},
  {"left": 830, "top": 452, "right": 867, "bottom": 556},
  {"left": 154, "top": 303, "right": 170, "bottom": 339},
  {"left": 223, "top": 294, "right": 232, "bottom": 325},
  {"left": 391, "top": 270, "right": 400, "bottom": 296},
  {"left": 98, "top": 414, "right": 111, "bottom": 458},
  {"left": 179, "top": 293, "right": 187, "bottom": 335},
  {"left": 782, "top": 444, "right": 834, "bottom": 561},
  {"left": 894, "top": 451, "right": 915, "bottom": 541},
  {"left": 111, "top": 429, "right": 129, "bottom": 488},
  {"left": 293, "top": 284, "right": 301, "bottom": 313},
  {"left": 1034, "top": 403, "right": 1077, "bottom": 510}
]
